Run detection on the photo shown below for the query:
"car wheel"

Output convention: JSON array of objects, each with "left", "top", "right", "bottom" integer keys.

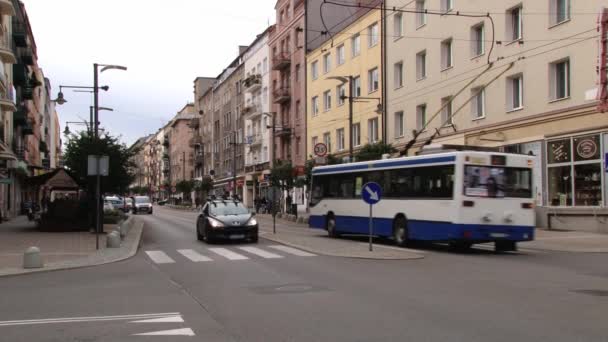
[
  {"left": 393, "top": 216, "right": 409, "bottom": 247},
  {"left": 326, "top": 215, "right": 339, "bottom": 238},
  {"left": 196, "top": 224, "right": 204, "bottom": 241}
]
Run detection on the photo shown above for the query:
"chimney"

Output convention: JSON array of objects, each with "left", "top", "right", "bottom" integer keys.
[{"left": 238, "top": 45, "right": 249, "bottom": 55}]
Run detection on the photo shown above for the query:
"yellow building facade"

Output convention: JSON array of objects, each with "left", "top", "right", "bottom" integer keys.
[{"left": 306, "top": 9, "right": 383, "bottom": 161}]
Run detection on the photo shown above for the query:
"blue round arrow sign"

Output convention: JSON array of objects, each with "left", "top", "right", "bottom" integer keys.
[{"left": 362, "top": 182, "right": 382, "bottom": 205}]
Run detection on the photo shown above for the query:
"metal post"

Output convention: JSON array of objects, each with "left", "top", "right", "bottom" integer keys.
[
  {"left": 93, "top": 63, "right": 100, "bottom": 250},
  {"left": 272, "top": 113, "right": 276, "bottom": 234},
  {"left": 89, "top": 106, "right": 94, "bottom": 135},
  {"left": 348, "top": 75, "right": 354, "bottom": 162},
  {"left": 233, "top": 131, "right": 237, "bottom": 198},
  {"left": 369, "top": 204, "right": 373, "bottom": 252}
]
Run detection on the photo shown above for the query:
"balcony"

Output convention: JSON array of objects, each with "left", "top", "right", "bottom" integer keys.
[
  {"left": 189, "top": 135, "right": 203, "bottom": 147},
  {"left": 273, "top": 87, "right": 291, "bottom": 104},
  {"left": 247, "top": 134, "right": 262, "bottom": 147},
  {"left": 17, "top": 46, "right": 34, "bottom": 66},
  {"left": 272, "top": 52, "right": 291, "bottom": 70},
  {"left": 0, "top": 87, "right": 16, "bottom": 112},
  {"left": 275, "top": 127, "right": 292, "bottom": 137},
  {"left": 163, "top": 137, "right": 169, "bottom": 147},
  {"left": 12, "top": 22, "right": 27, "bottom": 47},
  {"left": 243, "top": 74, "right": 262, "bottom": 93},
  {"left": 189, "top": 117, "right": 200, "bottom": 129},
  {"left": 0, "top": 32, "right": 16, "bottom": 64},
  {"left": 13, "top": 108, "right": 27, "bottom": 126},
  {"left": 13, "top": 63, "right": 28, "bottom": 87},
  {"left": 22, "top": 121, "right": 33, "bottom": 135},
  {"left": 0, "top": 0, "right": 15, "bottom": 16}
]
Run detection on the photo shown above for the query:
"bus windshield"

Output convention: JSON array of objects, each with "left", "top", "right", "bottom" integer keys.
[{"left": 464, "top": 165, "right": 532, "bottom": 198}]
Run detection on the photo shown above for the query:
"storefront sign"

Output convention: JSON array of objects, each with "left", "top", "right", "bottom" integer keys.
[{"left": 576, "top": 137, "right": 598, "bottom": 160}]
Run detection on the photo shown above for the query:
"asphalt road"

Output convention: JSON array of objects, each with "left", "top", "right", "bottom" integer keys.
[{"left": 1, "top": 205, "right": 607, "bottom": 341}]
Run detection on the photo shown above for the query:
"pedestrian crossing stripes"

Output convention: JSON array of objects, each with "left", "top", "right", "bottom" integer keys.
[
  {"left": 177, "top": 249, "right": 212, "bottom": 262},
  {"left": 145, "top": 251, "right": 175, "bottom": 264},
  {"left": 268, "top": 245, "right": 317, "bottom": 257},
  {"left": 144, "top": 245, "right": 316, "bottom": 264}
]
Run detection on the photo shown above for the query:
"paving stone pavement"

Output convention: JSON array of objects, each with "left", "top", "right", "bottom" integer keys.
[
  {"left": 0, "top": 216, "right": 144, "bottom": 277},
  {"left": 256, "top": 215, "right": 424, "bottom": 260}
]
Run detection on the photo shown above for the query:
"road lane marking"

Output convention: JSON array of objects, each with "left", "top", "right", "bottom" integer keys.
[
  {"left": 177, "top": 249, "right": 212, "bottom": 262},
  {"left": 208, "top": 248, "right": 249, "bottom": 260},
  {"left": 0, "top": 312, "right": 180, "bottom": 327},
  {"left": 145, "top": 251, "right": 175, "bottom": 264},
  {"left": 130, "top": 315, "right": 184, "bottom": 323},
  {"left": 237, "top": 246, "right": 283, "bottom": 259},
  {"left": 268, "top": 245, "right": 316, "bottom": 257},
  {"left": 134, "top": 328, "right": 195, "bottom": 336}
]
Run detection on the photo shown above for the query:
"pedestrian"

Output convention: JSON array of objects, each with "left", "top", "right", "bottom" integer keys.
[{"left": 286, "top": 194, "right": 292, "bottom": 214}]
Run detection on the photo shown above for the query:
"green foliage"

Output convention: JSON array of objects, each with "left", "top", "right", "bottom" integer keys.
[
  {"left": 130, "top": 186, "right": 148, "bottom": 195},
  {"left": 176, "top": 179, "right": 195, "bottom": 196},
  {"left": 270, "top": 160, "right": 294, "bottom": 190},
  {"left": 354, "top": 141, "right": 397, "bottom": 162},
  {"left": 194, "top": 177, "right": 213, "bottom": 192},
  {"left": 63, "top": 131, "right": 136, "bottom": 194}
]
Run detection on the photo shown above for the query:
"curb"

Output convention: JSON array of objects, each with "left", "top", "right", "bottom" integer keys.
[
  {"left": 0, "top": 217, "right": 145, "bottom": 278},
  {"left": 260, "top": 232, "right": 424, "bottom": 260}
]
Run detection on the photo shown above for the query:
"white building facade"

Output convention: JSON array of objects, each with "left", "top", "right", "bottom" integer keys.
[{"left": 242, "top": 29, "right": 272, "bottom": 208}]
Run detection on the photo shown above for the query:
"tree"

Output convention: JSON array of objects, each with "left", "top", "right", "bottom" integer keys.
[
  {"left": 63, "top": 131, "right": 136, "bottom": 194},
  {"left": 194, "top": 177, "right": 213, "bottom": 201},
  {"left": 354, "top": 141, "right": 397, "bottom": 162},
  {"left": 270, "top": 160, "right": 294, "bottom": 191},
  {"left": 176, "top": 180, "right": 195, "bottom": 201}
]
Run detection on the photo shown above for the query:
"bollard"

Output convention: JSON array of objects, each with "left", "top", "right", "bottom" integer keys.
[
  {"left": 23, "top": 246, "right": 43, "bottom": 269},
  {"left": 106, "top": 231, "right": 121, "bottom": 248}
]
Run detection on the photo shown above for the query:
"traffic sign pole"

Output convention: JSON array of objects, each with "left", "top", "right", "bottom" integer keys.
[{"left": 369, "top": 204, "right": 373, "bottom": 251}]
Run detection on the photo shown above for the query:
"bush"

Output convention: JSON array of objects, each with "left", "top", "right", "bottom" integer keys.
[{"left": 103, "top": 209, "right": 127, "bottom": 224}]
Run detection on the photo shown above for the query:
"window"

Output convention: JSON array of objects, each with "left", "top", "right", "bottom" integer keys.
[
  {"left": 351, "top": 34, "right": 361, "bottom": 57},
  {"left": 551, "top": 0, "right": 570, "bottom": 26},
  {"left": 368, "top": 68, "right": 379, "bottom": 93},
  {"left": 337, "top": 84, "right": 346, "bottom": 106},
  {"left": 311, "top": 61, "right": 319, "bottom": 80},
  {"left": 464, "top": 166, "right": 532, "bottom": 198},
  {"left": 441, "top": 38, "right": 453, "bottom": 70},
  {"left": 416, "top": 50, "right": 427, "bottom": 80},
  {"left": 263, "top": 58, "right": 268, "bottom": 73},
  {"left": 368, "top": 118, "right": 378, "bottom": 143},
  {"left": 352, "top": 123, "right": 361, "bottom": 146},
  {"left": 471, "top": 24, "right": 485, "bottom": 57},
  {"left": 441, "top": 0, "right": 453, "bottom": 13},
  {"left": 394, "top": 13, "right": 403, "bottom": 38},
  {"left": 336, "top": 44, "right": 345, "bottom": 65},
  {"left": 471, "top": 87, "right": 485, "bottom": 119},
  {"left": 416, "top": 104, "right": 426, "bottom": 131},
  {"left": 394, "top": 62, "right": 403, "bottom": 89},
  {"left": 336, "top": 128, "right": 345, "bottom": 151},
  {"left": 368, "top": 22, "right": 379, "bottom": 47},
  {"left": 353, "top": 76, "right": 361, "bottom": 97},
  {"left": 507, "top": 74, "right": 524, "bottom": 111},
  {"left": 311, "top": 96, "right": 319, "bottom": 116},
  {"left": 295, "top": 64, "right": 300, "bottom": 82},
  {"left": 394, "top": 111, "right": 404, "bottom": 138},
  {"left": 550, "top": 59, "right": 570, "bottom": 100},
  {"left": 312, "top": 136, "right": 318, "bottom": 148},
  {"left": 323, "top": 53, "right": 331, "bottom": 74},
  {"left": 441, "top": 96, "right": 453, "bottom": 125},
  {"left": 416, "top": 0, "right": 426, "bottom": 28},
  {"left": 508, "top": 6, "right": 523, "bottom": 41},
  {"left": 323, "top": 132, "right": 332, "bottom": 152},
  {"left": 295, "top": 100, "right": 301, "bottom": 120},
  {"left": 323, "top": 90, "right": 332, "bottom": 111}
]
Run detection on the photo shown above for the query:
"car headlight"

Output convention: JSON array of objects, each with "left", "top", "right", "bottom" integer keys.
[
  {"left": 247, "top": 217, "right": 258, "bottom": 226},
  {"left": 208, "top": 217, "right": 225, "bottom": 228}
]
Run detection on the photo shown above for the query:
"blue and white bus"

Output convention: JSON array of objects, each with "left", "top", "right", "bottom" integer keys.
[{"left": 309, "top": 150, "right": 536, "bottom": 251}]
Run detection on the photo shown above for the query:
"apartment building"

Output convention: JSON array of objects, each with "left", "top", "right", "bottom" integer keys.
[
  {"left": 306, "top": 8, "right": 383, "bottom": 162},
  {"left": 168, "top": 104, "right": 196, "bottom": 195},
  {"left": 209, "top": 50, "right": 246, "bottom": 198},
  {"left": 269, "top": 0, "right": 306, "bottom": 170},
  {"left": 242, "top": 27, "right": 273, "bottom": 208},
  {"left": 192, "top": 77, "right": 215, "bottom": 182},
  {"left": 385, "top": 0, "right": 608, "bottom": 230}
]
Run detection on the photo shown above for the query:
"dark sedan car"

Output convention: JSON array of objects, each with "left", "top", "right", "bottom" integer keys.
[{"left": 196, "top": 200, "right": 258, "bottom": 243}]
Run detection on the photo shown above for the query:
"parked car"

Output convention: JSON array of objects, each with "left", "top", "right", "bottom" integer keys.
[
  {"left": 157, "top": 199, "right": 167, "bottom": 206},
  {"left": 103, "top": 200, "right": 115, "bottom": 211},
  {"left": 132, "top": 196, "right": 153, "bottom": 215},
  {"left": 104, "top": 196, "right": 128, "bottom": 212},
  {"left": 125, "top": 198, "right": 134, "bottom": 212},
  {"left": 196, "top": 199, "right": 258, "bottom": 243}
]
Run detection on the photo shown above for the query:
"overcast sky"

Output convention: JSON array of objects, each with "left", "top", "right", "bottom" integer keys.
[{"left": 23, "top": 0, "right": 277, "bottom": 146}]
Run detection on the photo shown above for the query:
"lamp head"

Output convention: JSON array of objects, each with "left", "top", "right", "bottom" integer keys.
[
  {"left": 63, "top": 125, "right": 70, "bottom": 136},
  {"left": 55, "top": 91, "right": 67, "bottom": 105},
  {"left": 100, "top": 85, "right": 109, "bottom": 91}
]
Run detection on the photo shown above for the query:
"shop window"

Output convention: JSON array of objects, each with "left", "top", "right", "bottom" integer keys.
[
  {"left": 574, "top": 163, "right": 602, "bottom": 206},
  {"left": 548, "top": 165, "right": 572, "bottom": 206}
]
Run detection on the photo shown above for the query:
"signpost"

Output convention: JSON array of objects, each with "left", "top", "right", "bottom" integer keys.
[
  {"left": 314, "top": 143, "right": 328, "bottom": 157},
  {"left": 361, "top": 182, "right": 382, "bottom": 252}
]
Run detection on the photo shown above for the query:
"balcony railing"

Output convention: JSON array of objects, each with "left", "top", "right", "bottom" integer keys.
[
  {"left": 12, "top": 22, "right": 27, "bottom": 47},
  {"left": 189, "top": 118, "right": 200, "bottom": 129},
  {"left": 0, "top": 87, "right": 15, "bottom": 112},
  {"left": 189, "top": 135, "right": 203, "bottom": 147},
  {"left": 243, "top": 74, "right": 262, "bottom": 92},
  {"left": 272, "top": 52, "right": 291, "bottom": 70},
  {"left": 273, "top": 87, "right": 291, "bottom": 104},
  {"left": 195, "top": 153, "right": 204, "bottom": 165},
  {"left": 17, "top": 46, "right": 34, "bottom": 66},
  {"left": 246, "top": 134, "right": 262, "bottom": 147}
]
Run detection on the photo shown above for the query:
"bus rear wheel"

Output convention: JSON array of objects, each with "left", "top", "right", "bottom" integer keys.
[
  {"left": 327, "top": 216, "right": 339, "bottom": 238},
  {"left": 393, "top": 217, "right": 409, "bottom": 247}
]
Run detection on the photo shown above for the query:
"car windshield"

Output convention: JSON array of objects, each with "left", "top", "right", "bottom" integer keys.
[
  {"left": 209, "top": 202, "right": 249, "bottom": 216},
  {"left": 135, "top": 197, "right": 151, "bottom": 204}
]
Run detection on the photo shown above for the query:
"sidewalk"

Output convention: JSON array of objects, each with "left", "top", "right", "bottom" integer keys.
[
  {"left": 0, "top": 216, "right": 144, "bottom": 277},
  {"left": 522, "top": 228, "right": 608, "bottom": 253},
  {"left": 256, "top": 215, "right": 423, "bottom": 260}
]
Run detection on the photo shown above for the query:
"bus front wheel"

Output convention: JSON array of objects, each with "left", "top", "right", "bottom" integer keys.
[
  {"left": 393, "top": 217, "right": 409, "bottom": 247},
  {"left": 327, "top": 216, "right": 339, "bottom": 238}
]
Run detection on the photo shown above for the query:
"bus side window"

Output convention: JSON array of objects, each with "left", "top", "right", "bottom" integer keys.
[
  {"left": 354, "top": 176, "right": 364, "bottom": 196},
  {"left": 340, "top": 176, "right": 354, "bottom": 198}
]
